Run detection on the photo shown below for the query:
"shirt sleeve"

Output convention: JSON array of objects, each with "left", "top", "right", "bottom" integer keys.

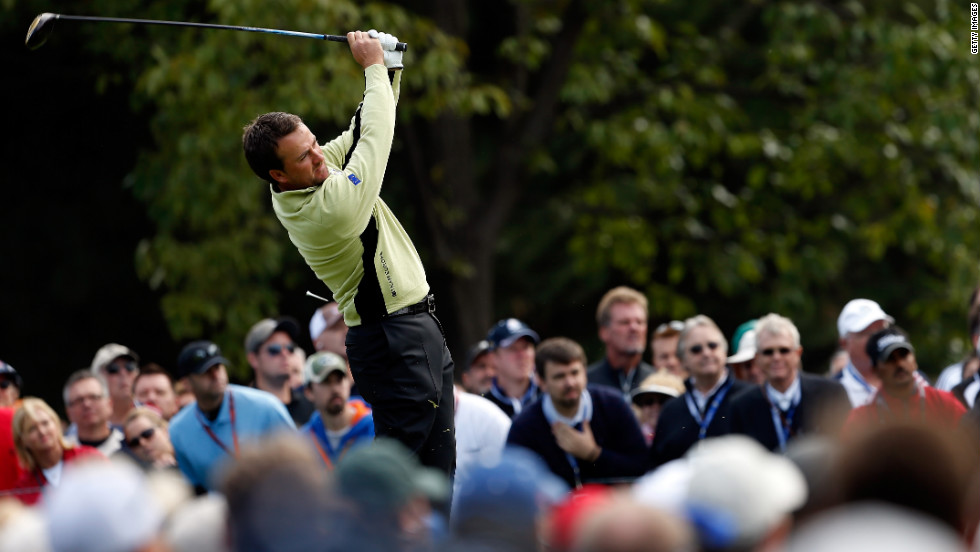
[{"left": 313, "top": 65, "right": 397, "bottom": 237}]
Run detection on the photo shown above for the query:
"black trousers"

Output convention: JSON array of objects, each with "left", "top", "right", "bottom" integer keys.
[{"left": 346, "top": 311, "right": 456, "bottom": 476}]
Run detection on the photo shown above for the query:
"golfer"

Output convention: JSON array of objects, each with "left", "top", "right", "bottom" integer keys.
[{"left": 242, "top": 30, "right": 455, "bottom": 475}]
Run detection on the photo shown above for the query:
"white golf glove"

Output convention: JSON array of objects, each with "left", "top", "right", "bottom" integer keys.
[{"left": 368, "top": 29, "right": 403, "bottom": 70}]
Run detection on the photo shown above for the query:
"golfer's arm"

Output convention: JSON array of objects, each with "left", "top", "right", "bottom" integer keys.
[{"left": 320, "top": 65, "right": 396, "bottom": 170}]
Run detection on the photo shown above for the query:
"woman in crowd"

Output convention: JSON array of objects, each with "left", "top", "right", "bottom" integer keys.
[
  {"left": 11, "top": 397, "right": 103, "bottom": 504},
  {"left": 123, "top": 406, "right": 177, "bottom": 469}
]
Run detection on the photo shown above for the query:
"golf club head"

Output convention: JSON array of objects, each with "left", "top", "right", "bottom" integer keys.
[{"left": 25, "top": 13, "right": 56, "bottom": 50}]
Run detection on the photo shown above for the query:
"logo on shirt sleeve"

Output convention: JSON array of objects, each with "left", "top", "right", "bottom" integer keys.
[{"left": 348, "top": 173, "right": 361, "bottom": 186}]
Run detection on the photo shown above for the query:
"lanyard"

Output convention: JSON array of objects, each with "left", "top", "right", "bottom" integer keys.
[
  {"left": 685, "top": 376, "right": 734, "bottom": 440},
  {"left": 617, "top": 366, "right": 637, "bottom": 398},
  {"left": 195, "top": 390, "right": 239, "bottom": 457},
  {"left": 308, "top": 426, "right": 355, "bottom": 470},
  {"left": 765, "top": 385, "right": 800, "bottom": 452},
  {"left": 845, "top": 363, "right": 875, "bottom": 394}
]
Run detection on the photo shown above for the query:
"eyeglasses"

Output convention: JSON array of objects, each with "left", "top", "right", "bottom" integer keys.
[
  {"left": 688, "top": 342, "right": 719, "bottom": 355},
  {"left": 760, "top": 347, "right": 794, "bottom": 357},
  {"left": 655, "top": 320, "right": 685, "bottom": 336},
  {"left": 265, "top": 343, "right": 296, "bottom": 356},
  {"left": 126, "top": 427, "right": 156, "bottom": 449},
  {"left": 68, "top": 393, "right": 104, "bottom": 407},
  {"left": 105, "top": 362, "right": 138, "bottom": 375},
  {"left": 0, "top": 380, "right": 14, "bottom": 390}
]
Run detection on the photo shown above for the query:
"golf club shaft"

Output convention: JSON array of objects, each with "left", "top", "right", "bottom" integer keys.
[{"left": 44, "top": 14, "right": 408, "bottom": 51}]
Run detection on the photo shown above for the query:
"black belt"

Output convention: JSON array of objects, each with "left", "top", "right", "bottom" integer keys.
[{"left": 384, "top": 294, "right": 436, "bottom": 318}]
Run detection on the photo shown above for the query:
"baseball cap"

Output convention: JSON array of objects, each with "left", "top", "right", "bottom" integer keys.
[
  {"left": 837, "top": 299, "right": 894, "bottom": 338},
  {"left": 453, "top": 446, "right": 569, "bottom": 530},
  {"left": 175, "top": 341, "right": 229, "bottom": 379},
  {"left": 727, "top": 328, "right": 757, "bottom": 364},
  {"left": 685, "top": 435, "right": 807, "bottom": 549},
  {"left": 91, "top": 344, "right": 140, "bottom": 374},
  {"left": 336, "top": 438, "right": 449, "bottom": 512},
  {"left": 304, "top": 351, "right": 347, "bottom": 385},
  {"left": 630, "top": 371, "right": 684, "bottom": 405},
  {"left": 486, "top": 318, "right": 540, "bottom": 351},
  {"left": 44, "top": 461, "right": 164, "bottom": 552},
  {"left": 865, "top": 327, "right": 914, "bottom": 366},
  {"left": 245, "top": 317, "right": 301, "bottom": 353},
  {"left": 0, "top": 360, "right": 23, "bottom": 389},
  {"left": 464, "top": 340, "right": 492, "bottom": 370},
  {"left": 309, "top": 303, "right": 344, "bottom": 341}
]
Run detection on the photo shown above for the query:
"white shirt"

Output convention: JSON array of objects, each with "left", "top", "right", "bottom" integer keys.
[
  {"left": 839, "top": 361, "right": 931, "bottom": 408},
  {"left": 766, "top": 376, "right": 801, "bottom": 411},
  {"left": 64, "top": 426, "right": 124, "bottom": 458},
  {"left": 452, "top": 388, "right": 512, "bottom": 516},
  {"left": 935, "top": 362, "right": 964, "bottom": 392},
  {"left": 691, "top": 375, "right": 726, "bottom": 413},
  {"left": 42, "top": 461, "right": 64, "bottom": 487},
  {"left": 839, "top": 362, "right": 876, "bottom": 407}
]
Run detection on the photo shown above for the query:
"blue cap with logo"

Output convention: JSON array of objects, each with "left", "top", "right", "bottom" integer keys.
[{"left": 486, "top": 318, "right": 540, "bottom": 351}]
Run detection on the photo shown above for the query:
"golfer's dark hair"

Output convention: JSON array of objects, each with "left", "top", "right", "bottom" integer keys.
[
  {"left": 535, "top": 337, "right": 587, "bottom": 380},
  {"left": 242, "top": 112, "right": 304, "bottom": 182}
]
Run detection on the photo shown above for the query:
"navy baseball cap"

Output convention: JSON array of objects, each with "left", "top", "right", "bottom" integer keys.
[
  {"left": 0, "top": 360, "right": 23, "bottom": 390},
  {"left": 866, "top": 327, "right": 914, "bottom": 366},
  {"left": 486, "top": 318, "right": 540, "bottom": 351},
  {"left": 176, "top": 341, "right": 229, "bottom": 379}
]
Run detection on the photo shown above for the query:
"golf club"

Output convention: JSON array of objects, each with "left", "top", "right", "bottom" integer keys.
[{"left": 26, "top": 12, "right": 408, "bottom": 51}]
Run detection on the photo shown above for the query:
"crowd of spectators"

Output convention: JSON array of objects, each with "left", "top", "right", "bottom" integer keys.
[{"left": 0, "top": 284, "right": 978, "bottom": 552}]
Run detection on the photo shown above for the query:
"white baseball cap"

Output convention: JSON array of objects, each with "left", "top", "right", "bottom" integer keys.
[
  {"left": 726, "top": 329, "right": 757, "bottom": 364},
  {"left": 685, "top": 435, "right": 807, "bottom": 549},
  {"left": 837, "top": 299, "right": 894, "bottom": 338}
]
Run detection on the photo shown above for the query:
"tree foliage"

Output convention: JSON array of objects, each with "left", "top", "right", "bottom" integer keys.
[{"left": 124, "top": 0, "right": 978, "bottom": 375}]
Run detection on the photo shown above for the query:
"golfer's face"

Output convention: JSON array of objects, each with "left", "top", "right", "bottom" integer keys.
[{"left": 275, "top": 124, "right": 328, "bottom": 190}]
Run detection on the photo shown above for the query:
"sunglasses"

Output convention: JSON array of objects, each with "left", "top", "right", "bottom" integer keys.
[
  {"left": 105, "top": 361, "right": 138, "bottom": 375},
  {"left": 0, "top": 380, "right": 14, "bottom": 390},
  {"left": 127, "top": 427, "right": 156, "bottom": 449},
  {"left": 761, "top": 347, "right": 794, "bottom": 357},
  {"left": 634, "top": 395, "right": 670, "bottom": 407},
  {"left": 688, "top": 342, "right": 719, "bottom": 355},
  {"left": 265, "top": 343, "right": 296, "bottom": 356}
]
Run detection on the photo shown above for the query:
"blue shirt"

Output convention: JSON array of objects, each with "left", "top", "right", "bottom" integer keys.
[{"left": 170, "top": 384, "right": 296, "bottom": 490}]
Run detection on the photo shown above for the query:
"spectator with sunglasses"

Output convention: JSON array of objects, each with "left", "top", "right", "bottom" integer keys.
[
  {"left": 245, "top": 317, "right": 316, "bottom": 426},
  {"left": 90, "top": 343, "right": 141, "bottom": 427},
  {"left": 169, "top": 340, "right": 295, "bottom": 493},
  {"left": 63, "top": 370, "right": 124, "bottom": 457},
  {"left": 122, "top": 406, "right": 177, "bottom": 470},
  {"left": 729, "top": 313, "right": 850, "bottom": 452},
  {"left": 0, "top": 360, "right": 23, "bottom": 408},
  {"left": 649, "top": 315, "right": 750, "bottom": 469}
]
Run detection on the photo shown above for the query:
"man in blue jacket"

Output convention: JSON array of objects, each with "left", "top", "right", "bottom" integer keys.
[
  {"left": 169, "top": 341, "right": 296, "bottom": 492},
  {"left": 301, "top": 351, "right": 375, "bottom": 469},
  {"left": 506, "top": 337, "right": 648, "bottom": 489}
]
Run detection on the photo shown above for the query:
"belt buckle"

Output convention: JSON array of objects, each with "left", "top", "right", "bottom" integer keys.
[{"left": 426, "top": 294, "right": 435, "bottom": 314}]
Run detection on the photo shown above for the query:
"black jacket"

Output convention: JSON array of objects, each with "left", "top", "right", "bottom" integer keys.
[
  {"left": 507, "top": 385, "right": 648, "bottom": 488},
  {"left": 649, "top": 371, "right": 749, "bottom": 469},
  {"left": 729, "top": 372, "right": 850, "bottom": 452}
]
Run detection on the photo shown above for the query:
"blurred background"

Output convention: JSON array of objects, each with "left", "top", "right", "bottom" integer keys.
[{"left": 1, "top": 0, "right": 977, "bottom": 411}]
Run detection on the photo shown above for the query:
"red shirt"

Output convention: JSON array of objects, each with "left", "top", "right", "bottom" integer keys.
[
  {"left": 0, "top": 407, "right": 19, "bottom": 493},
  {"left": 9, "top": 445, "right": 104, "bottom": 505},
  {"left": 845, "top": 385, "right": 966, "bottom": 432}
]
